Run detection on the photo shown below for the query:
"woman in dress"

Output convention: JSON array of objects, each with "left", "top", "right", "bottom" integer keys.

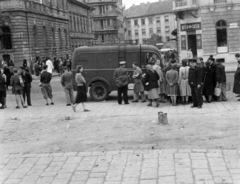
[
  {"left": 143, "top": 64, "right": 159, "bottom": 107},
  {"left": 178, "top": 59, "right": 191, "bottom": 104},
  {"left": 72, "top": 65, "right": 90, "bottom": 112},
  {"left": 233, "top": 59, "right": 240, "bottom": 101},
  {"left": 166, "top": 64, "right": 179, "bottom": 106},
  {"left": 203, "top": 61, "right": 215, "bottom": 103}
]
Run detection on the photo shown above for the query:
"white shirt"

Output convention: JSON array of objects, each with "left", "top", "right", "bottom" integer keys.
[{"left": 46, "top": 59, "right": 54, "bottom": 74}]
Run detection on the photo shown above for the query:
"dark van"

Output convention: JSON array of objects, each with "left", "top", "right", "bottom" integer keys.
[{"left": 72, "top": 45, "right": 162, "bottom": 101}]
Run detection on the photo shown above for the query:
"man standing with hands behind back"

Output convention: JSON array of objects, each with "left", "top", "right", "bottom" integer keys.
[
  {"left": 188, "top": 59, "right": 203, "bottom": 109},
  {"left": 113, "top": 61, "right": 129, "bottom": 105}
]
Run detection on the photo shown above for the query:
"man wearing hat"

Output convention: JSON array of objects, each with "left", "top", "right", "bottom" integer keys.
[
  {"left": 188, "top": 59, "right": 203, "bottom": 108},
  {"left": 215, "top": 59, "right": 227, "bottom": 101},
  {"left": 21, "top": 67, "right": 33, "bottom": 106},
  {"left": 113, "top": 61, "right": 129, "bottom": 105}
]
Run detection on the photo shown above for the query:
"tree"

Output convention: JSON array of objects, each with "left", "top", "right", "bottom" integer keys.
[{"left": 144, "top": 34, "right": 162, "bottom": 46}]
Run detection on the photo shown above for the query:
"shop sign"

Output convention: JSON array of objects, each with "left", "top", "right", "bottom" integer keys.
[
  {"left": 181, "top": 35, "right": 186, "bottom": 50},
  {"left": 196, "top": 34, "right": 202, "bottom": 49},
  {"left": 229, "top": 23, "right": 238, "bottom": 28},
  {"left": 181, "top": 22, "right": 201, "bottom": 31}
]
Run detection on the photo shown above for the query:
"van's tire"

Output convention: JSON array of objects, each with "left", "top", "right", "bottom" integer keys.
[{"left": 90, "top": 82, "right": 109, "bottom": 101}]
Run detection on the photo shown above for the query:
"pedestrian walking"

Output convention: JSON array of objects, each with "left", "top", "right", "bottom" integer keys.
[
  {"left": 166, "top": 64, "right": 179, "bottom": 106},
  {"left": 22, "top": 59, "right": 28, "bottom": 69},
  {"left": 178, "top": 59, "right": 191, "bottom": 104},
  {"left": 72, "top": 65, "right": 89, "bottom": 112},
  {"left": 132, "top": 62, "right": 146, "bottom": 103},
  {"left": 40, "top": 65, "right": 54, "bottom": 105},
  {"left": 143, "top": 64, "right": 159, "bottom": 107},
  {"left": 34, "top": 61, "right": 41, "bottom": 77},
  {"left": 202, "top": 61, "right": 215, "bottom": 103},
  {"left": 21, "top": 67, "right": 33, "bottom": 106},
  {"left": 61, "top": 66, "right": 74, "bottom": 106},
  {"left": 46, "top": 57, "right": 54, "bottom": 74},
  {"left": 3, "top": 64, "right": 11, "bottom": 90},
  {"left": 153, "top": 60, "right": 166, "bottom": 103},
  {"left": 188, "top": 59, "right": 203, "bottom": 109},
  {"left": 53, "top": 57, "right": 60, "bottom": 74},
  {"left": 113, "top": 61, "right": 129, "bottom": 105},
  {"left": 233, "top": 59, "right": 240, "bottom": 101},
  {"left": 0, "top": 69, "right": 7, "bottom": 109},
  {"left": 65, "top": 54, "right": 71, "bottom": 71},
  {"left": 10, "top": 68, "right": 27, "bottom": 109},
  {"left": 215, "top": 59, "right": 227, "bottom": 102}
]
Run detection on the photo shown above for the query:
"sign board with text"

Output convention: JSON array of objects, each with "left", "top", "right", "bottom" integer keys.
[{"left": 181, "top": 22, "right": 201, "bottom": 31}]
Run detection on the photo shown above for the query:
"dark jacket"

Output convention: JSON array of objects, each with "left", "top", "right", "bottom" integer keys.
[
  {"left": 113, "top": 67, "right": 128, "bottom": 81},
  {"left": 144, "top": 70, "right": 159, "bottom": 91},
  {"left": 233, "top": 67, "right": 240, "bottom": 94},
  {"left": 216, "top": 64, "right": 226, "bottom": 83},
  {"left": 40, "top": 71, "right": 52, "bottom": 84},
  {"left": 188, "top": 67, "right": 203, "bottom": 87},
  {"left": 0, "top": 74, "right": 6, "bottom": 91},
  {"left": 203, "top": 66, "right": 214, "bottom": 95},
  {"left": 22, "top": 72, "right": 32, "bottom": 88}
]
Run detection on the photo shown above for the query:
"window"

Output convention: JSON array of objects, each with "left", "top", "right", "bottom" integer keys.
[
  {"left": 64, "top": 29, "right": 68, "bottom": 47},
  {"left": 216, "top": 20, "right": 228, "bottom": 53},
  {"left": 156, "top": 17, "right": 160, "bottom": 24},
  {"left": 73, "top": 16, "right": 76, "bottom": 31},
  {"left": 127, "top": 20, "right": 131, "bottom": 26},
  {"left": 164, "top": 15, "right": 169, "bottom": 23},
  {"left": 58, "top": 29, "right": 62, "bottom": 48},
  {"left": 141, "top": 19, "right": 145, "bottom": 25},
  {"left": 134, "top": 20, "right": 138, "bottom": 26},
  {"left": 128, "top": 30, "right": 131, "bottom": 36},
  {"left": 52, "top": 27, "right": 55, "bottom": 47},
  {"left": 33, "top": 26, "right": 38, "bottom": 47},
  {"left": 157, "top": 27, "right": 161, "bottom": 34},
  {"left": 166, "top": 36, "right": 170, "bottom": 41},
  {"left": 70, "top": 16, "right": 72, "bottom": 31},
  {"left": 80, "top": 17, "right": 83, "bottom": 32},
  {"left": 0, "top": 26, "right": 12, "bottom": 50},
  {"left": 43, "top": 26, "right": 48, "bottom": 47},
  {"left": 135, "top": 30, "right": 138, "bottom": 36},
  {"left": 165, "top": 26, "right": 170, "bottom": 32},
  {"left": 142, "top": 29, "right": 146, "bottom": 36},
  {"left": 107, "top": 19, "right": 111, "bottom": 26},
  {"left": 149, "top": 28, "right": 153, "bottom": 35},
  {"left": 148, "top": 17, "right": 153, "bottom": 24}
]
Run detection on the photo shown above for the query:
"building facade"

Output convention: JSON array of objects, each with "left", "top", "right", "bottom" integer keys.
[
  {"left": 124, "top": 0, "right": 177, "bottom": 45},
  {"left": 0, "top": 0, "right": 94, "bottom": 67},
  {"left": 86, "top": 0, "right": 124, "bottom": 44},
  {"left": 173, "top": 0, "right": 240, "bottom": 63}
]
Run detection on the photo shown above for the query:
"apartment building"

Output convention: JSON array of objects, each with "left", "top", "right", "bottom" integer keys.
[
  {"left": 173, "top": 0, "right": 240, "bottom": 62},
  {"left": 86, "top": 0, "right": 124, "bottom": 44},
  {"left": 124, "top": 0, "right": 177, "bottom": 45}
]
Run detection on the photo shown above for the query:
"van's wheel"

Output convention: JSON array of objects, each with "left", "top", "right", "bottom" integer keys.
[{"left": 90, "top": 82, "right": 109, "bottom": 101}]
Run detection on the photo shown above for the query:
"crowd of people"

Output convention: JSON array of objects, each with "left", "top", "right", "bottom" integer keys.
[
  {"left": 114, "top": 53, "right": 240, "bottom": 109},
  {"left": 0, "top": 53, "right": 240, "bottom": 110}
]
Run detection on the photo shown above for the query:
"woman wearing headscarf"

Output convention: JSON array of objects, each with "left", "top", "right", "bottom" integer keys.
[
  {"left": 72, "top": 65, "right": 90, "bottom": 112},
  {"left": 166, "top": 64, "right": 179, "bottom": 106},
  {"left": 143, "top": 64, "right": 159, "bottom": 107},
  {"left": 178, "top": 59, "right": 191, "bottom": 104}
]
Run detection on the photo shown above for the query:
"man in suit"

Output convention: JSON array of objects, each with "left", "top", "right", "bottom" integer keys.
[
  {"left": 188, "top": 59, "right": 203, "bottom": 109},
  {"left": 215, "top": 59, "right": 227, "bottom": 101},
  {"left": 113, "top": 61, "right": 129, "bottom": 105}
]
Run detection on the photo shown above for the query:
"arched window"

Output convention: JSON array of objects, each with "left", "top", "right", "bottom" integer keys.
[
  {"left": 43, "top": 26, "right": 48, "bottom": 47},
  {"left": 33, "top": 26, "right": 38, "bottom": 47},
  {"left": 216, "top": 20, "right": 228, "bottom": 53},
  {"left": 0, "top": 26, "right": 12, "bottom": 50},
  {"left": 58, "top": 28, "right": 62, "bottom": 48},
  {"left": 52, "top": 28, "right": 56, "bottom": 48}
]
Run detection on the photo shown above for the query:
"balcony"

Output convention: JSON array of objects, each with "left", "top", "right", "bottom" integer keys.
[{"left": 173, "top": 0, "right": 198, "bottom": 11}]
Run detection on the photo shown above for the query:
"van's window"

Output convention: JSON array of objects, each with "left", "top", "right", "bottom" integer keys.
[{"left": 141, "top": 52, "right": 160, "bottom": 69}]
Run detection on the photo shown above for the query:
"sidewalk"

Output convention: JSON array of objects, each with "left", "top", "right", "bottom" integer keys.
[{"left": 0, "top": 149, "right": 240, "bottom": 184}]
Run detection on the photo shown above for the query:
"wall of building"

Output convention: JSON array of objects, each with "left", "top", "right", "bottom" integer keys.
[{"left": 125, "top": 13, "right": 176, "bottom": 44}]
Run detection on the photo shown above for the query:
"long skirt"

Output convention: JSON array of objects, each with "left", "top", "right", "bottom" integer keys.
[
  {"left": 148, "top": 88, "right": 159, "bottom": 100},
  {"left": 179, "top": 79, "right": 191, "bottom": 96},
  {"left": 75, "top": 86, "right": 87, "bottom": 103}
]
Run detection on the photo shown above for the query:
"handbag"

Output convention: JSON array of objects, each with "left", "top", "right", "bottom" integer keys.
[{"left": 214, "top": 87, "right": 221, "bottom": 97}]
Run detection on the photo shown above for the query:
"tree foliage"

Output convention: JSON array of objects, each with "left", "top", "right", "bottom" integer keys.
[{"left": 144, "top": 34, "right": 162, "bottom": 46}]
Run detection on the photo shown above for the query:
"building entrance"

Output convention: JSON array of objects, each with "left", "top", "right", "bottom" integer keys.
[{"left": 187, "top": 32, "right": 197, "bottom": 58}]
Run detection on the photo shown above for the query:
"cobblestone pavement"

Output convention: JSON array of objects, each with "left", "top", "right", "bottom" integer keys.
[{"left": 0, "top": 149, "right": 240, "bottom": 184}]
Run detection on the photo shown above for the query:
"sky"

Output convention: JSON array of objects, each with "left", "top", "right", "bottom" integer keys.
[{"left": 122, "top": 0, "right": 158, "bottom": 9}]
